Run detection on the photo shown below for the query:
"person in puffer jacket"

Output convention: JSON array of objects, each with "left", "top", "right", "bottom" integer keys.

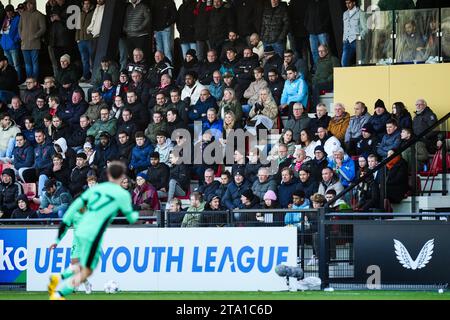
[
  {"left": 37, "top": 179, "right": 72, "bottom": 218},
  {"left": 280, "top": 66, "right": 308, "bottom": 114},
  {"left": 260, "top": 0, "right": 289, "bottom": 57},
  {"left": 154, "top": 132, "right": 173, "bottom": 166},
  {"left": 129, "top": 132, "right": 154, "bottom": 174},
  {"left": 377, "top": 119, "right": 401, "bottom": 159},
  {"left": 0, "top": 168, "right": 23, "bottom": 219},
  {"left": 0, "top": 114, "right": 20, "bottom": 158},
  {"left": 367, "top": 99, "right": 391, "bottom": 141},
  {"left": 327, "top": 147, "right": 355, "bottom": 188},
  {"left": 223, "top": 170, "right": 252, "bottom": 210}
]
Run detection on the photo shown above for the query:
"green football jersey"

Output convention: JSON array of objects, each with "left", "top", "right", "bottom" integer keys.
[{"left": 64, "top": 182, "right": 139, "bottom": 241}]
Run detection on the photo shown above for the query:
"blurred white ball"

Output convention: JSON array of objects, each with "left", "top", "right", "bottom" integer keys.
[{"left": 104, "top": 280, "right": 120, "bottom": 294}]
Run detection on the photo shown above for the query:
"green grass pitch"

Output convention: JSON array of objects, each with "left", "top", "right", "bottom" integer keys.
[{"left": 1, "top": 291, "right": 450, "bottom": 300}]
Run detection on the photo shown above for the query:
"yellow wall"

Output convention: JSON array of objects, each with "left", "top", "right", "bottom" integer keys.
[{"left": 333, "top": 64, "right": 450, "bottom": 119}]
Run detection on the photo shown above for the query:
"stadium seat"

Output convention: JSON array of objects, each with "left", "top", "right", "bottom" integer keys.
[
  {"left": 0, "top": 163, "right": 13, "bottom": 175},
  {"left": 22, "top": 182, "right": 37, "bottom": 199}
]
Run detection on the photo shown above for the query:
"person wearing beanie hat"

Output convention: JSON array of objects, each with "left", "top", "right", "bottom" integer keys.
[
  {"left": 176, "top": 48, "right": 200, "bottom": 87},
  {"left": 60, "top": 54, "right": 71, "bottom": 64},
  {"left": 55, "top": 53, "right": 79, "bottom": 88},
  {"left": 367, "top": 98, "right": 391, "bottom": 141},
  {"left": 186, "top": 49, "right": 197, "bottom": 58},
  {"left": 238, "top": 189, "right": 260, "bottom": 224},
  {"left": 262, "top": 189, "right": 279, "bottom": 209},
  {"left": 99, "top": 72, "right": 116, "bottom": 106},
  {"left": 374, "top": 98, "right": 386, "bottom": 110},
  {"left": 132, "top": 172, "right": 160, "bottom": 211},
  {"left": 303, "top": 144, "right": 329, "bottom": 182},
  {"left": 356, "top": 123, "right": 378, "bottom": 158}
]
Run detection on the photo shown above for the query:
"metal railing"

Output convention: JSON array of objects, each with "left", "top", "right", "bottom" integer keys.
[{"left": 326, "top": 112, "right": 450, "bottom": 213}]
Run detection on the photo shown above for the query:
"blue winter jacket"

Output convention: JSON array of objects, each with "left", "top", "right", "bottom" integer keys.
[
  {"left": 57, "top": 101, "right": 88, "bottom": 129},
  {"left": 202, "top": 119, "right": 223, "bottom": 141},
  {"left": 34, "top": 141, "right": 55, "bottom": 171},
  {"left": 367, "top": 112, "right": 391, "bottom": 140},
  {"left": 223, "top": 179, "right": 252, "bottom": 210},
  {"left": 23, "top": 128, "right": 36, "bottom": 147},
  {"left": 130, "top": 140, "right": 154, "bottom": 172},
  {"left": 12, "top": 142, "right": 34, "bottom": 170},
  {"left": 280, "top": 75, "right": 308, "bottom": 107},
  {"left": 188, "top": 95, "right": 217, "bottom": 122},
  {"left": 377, "top": 128, "right": 401, "bottom": 158},
  {"left": 328, "top": 154, "right": 356, "bottom": 188},
  {"left": 0, "top": 15, "right": 20, "bottom": 51},
  {"left": 284, "top": 199, "right": 311, "bottom": 227},
  {"left": 278, "top": 178, "right": 300, "bottom": 209}
]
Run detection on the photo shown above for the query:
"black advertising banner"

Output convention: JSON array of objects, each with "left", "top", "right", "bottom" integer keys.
[{"left": 354, "top": 222, "right": 450, "bottom": 285}]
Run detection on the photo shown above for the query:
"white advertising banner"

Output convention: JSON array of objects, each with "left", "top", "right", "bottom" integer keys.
[{"left": 26, "top": 227, "right": 297, "bottom": 291}]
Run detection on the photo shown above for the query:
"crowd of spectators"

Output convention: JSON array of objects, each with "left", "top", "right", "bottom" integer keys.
[{"left": 0, "top": 0, "right": 446, "bottom": 225}]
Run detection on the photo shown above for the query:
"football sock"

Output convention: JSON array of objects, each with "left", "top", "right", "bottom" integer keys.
[{"left": 58, "top": 278, "right": 75, "bottom": 297}]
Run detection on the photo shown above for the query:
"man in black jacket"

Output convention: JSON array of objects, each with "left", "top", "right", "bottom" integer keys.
[
  {"left": 260, "top": 0, "right": 289, "bottom": 58},
  {"left": 263, "top": 46, "right": 283, "bottom": 80},
  {"left": 0, "top": 54, "right": 18, "bottom": 103},
  {"left": 147, "top": 152, "right": 170, "bottom": 198},
  {"left": 0, "top": 168, "right": 23, "bottom": 219},
  {"left": 267, "top": 68, "right": 284, "bottom": 105},
  {"left": 177, "top": 0, "right": 197, "bottom": 59},
  {"left": 151, "top": 0, "right": 177, "bottom": 63},
  {"left": 117, "top": 108, "right": 138, "bottom": 139},
  {"left": 117, "top": 130, "right": 135, "bottom": 166},
  {"left": 233, "top": 48, "right": 260, "bottom": 100},
  {"left": 208, "top": 0, "right": 234, "bottom": 56},
  {"left": 231, "top": 0, "right": 263, "bottom": 39},
  {"left": 167, "top": 151, "right": 190, "bottom": 202},
  {"left": 412, "top": 99, "right": 438, "bottom": 153},
  {"left": 123, "top": 0, "right": 152, "bottom": 61},
  {"left": 68, "top": 152, "right": 90, "bottom": 197},
  {"left": 220, "top": 31, "right": 247, "bottom": 62},
  {"left": 194, "top": 168, "right": 220, "bottom": 202},
  {"left": 147, "top": 51, "right": 174, "bottom": 88},
  {"left": 308, "top": 103, "right": 331, "bottom": 136},
  {"left": 125, "top": 90, "right": 150, "bottom": 131},
  {"left": 67, "top": 115, "right": 90, "bottom": 150},
  {"left": 304, "top": 0, "right": 331, "bottom": 67},
  {"left": 22, "top": 77, "right": 44, "bottom": 112},
  {"left": 287, "top": 0, "right": 309, "bottom": 61},
  {"left": 198, "top": 49, "right": 221, "bottom": 85},
  {"left": 194, "top": 0, "right": 212, "bottom": 62}
]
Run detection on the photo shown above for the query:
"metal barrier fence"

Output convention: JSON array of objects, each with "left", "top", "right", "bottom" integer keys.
[{"left": 320, "top": 212, "right": 450, "bottom": 290}]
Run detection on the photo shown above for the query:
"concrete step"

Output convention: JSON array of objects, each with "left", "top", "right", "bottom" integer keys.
[
  {"left": 419, "top": 173, "right": 450, "bottom": 193},
  {"left": 391, "top": 195, "right": 450, "bottom": 213}
]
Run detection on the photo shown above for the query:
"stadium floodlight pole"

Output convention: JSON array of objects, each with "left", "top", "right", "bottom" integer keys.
[{"left": 325, "top": 112, "right": 450, "bottom": 209}]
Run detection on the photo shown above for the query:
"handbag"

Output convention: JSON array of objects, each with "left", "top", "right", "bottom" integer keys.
[{"left": 429, "top": 149, "right": 450, "bottom": 175}]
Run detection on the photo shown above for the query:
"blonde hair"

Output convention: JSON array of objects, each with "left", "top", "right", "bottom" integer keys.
[{"left": 223, "top": 110, "right": 236, "bottom": 130}]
